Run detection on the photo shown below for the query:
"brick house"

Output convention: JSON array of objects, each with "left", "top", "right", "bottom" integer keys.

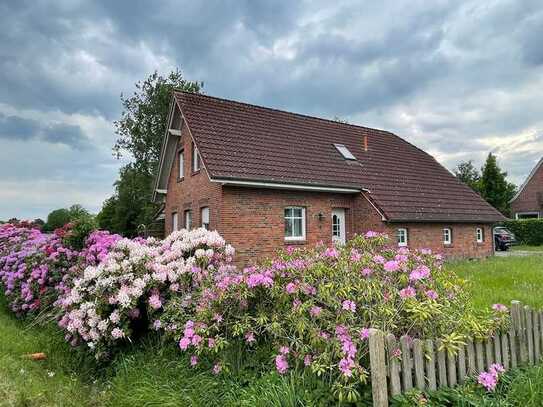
[
  {"left": 510, "top": 157, "right": 543, "bottom": 219},
  {"left": 153, "top": 91, "right": 505, "bottom": 265}
]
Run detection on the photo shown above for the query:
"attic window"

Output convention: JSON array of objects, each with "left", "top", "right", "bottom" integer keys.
[{"left": 333, "top": 144, "right": 356, "bottom": 160}]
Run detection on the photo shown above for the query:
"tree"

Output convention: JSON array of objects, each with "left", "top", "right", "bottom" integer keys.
[
  {"left": 454, "top": 160, "right": 482, "bottom": 192},
  {"left": 99, "top": 70, "right": 202, "bottom": 236},
  {"left": 479, "top": 153, "right": 517, "bottom": 217},
  {"left": 44, "top": 208, "right": 72, "bottom": 231}
]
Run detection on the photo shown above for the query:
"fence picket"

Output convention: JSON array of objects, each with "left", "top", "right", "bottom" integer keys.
[
  {"left": 485, "top": 339, "right": 494, "bottom": 368},
  {"left": 475, "top": 340, "right": 485, "bottom": 373},
  {"left": 413, "top": 339, "right": 425, "bottom": 390},
  {"left": 466, "top": 339, "right": 476, "bottom": 375},
  {"left": 386, "top": 334, "right": 402, "bottom": 397},
  {"left": 369, "top": 329, "right": 388, "bottom": 407},
  {"left": 400, "top": 335, "right": 413, "bottom": 391},
  {"left": 501, "top": 332, "right": 510, "bottom": 370},
  {"left": 458, "top": 345, "right": 467, "bottom": 383},
  {"left": 436, "top": 340, "right": 447, "bottom": 387},
  {"left": 425, "top": 339, "right": 437, "bottom": 391},
  {"left": 526, "top": 306, "right": 535, "bottom": 364},
  {"left": 447, "top": 351, "right": 457, "bottom": 386},
  {"left": 512, "top": 301, "right": 528, "bottom": 364},
  {"left": 494, "top": 335, "right": 502, "bottom": 365},
  {"left": 533, "top": 310, "right": 541, "bottom": 361},
  {"left": 509, "top": 329, "right": 518, "bottom": 368}
]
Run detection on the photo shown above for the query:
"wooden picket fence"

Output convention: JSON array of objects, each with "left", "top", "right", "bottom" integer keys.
[{"left": 368, "top": 300, "right": 543, "bottom": 406}]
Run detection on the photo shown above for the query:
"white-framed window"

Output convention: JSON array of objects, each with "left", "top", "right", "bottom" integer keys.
[
  {"left": 476, "top": 227, "right": 484, "bottom": 243},
  {"left": 284, "top": 207, "right": 306, "bottom": 241},
  {"left": 172, "top": 212, "right": 178, "bottom": 231},
  {"left": 192, "top": 142, "right": 200, "bottom": 172},
  {"left": 201, "top": 207, "right": 210, "bottom": 230},
  {"left": 515, "top": 212, "right": 540, "bottom": 219},
  {"left": 443, "top": 228, "right": 452, "bottom": 245},
  {"left": 184, "top": 210, "right": 192, "bottom": 230},
  {"left": 178, "top": 150, "right": 184, "bottom": 179},
  {"left": 397, "top": 228, "right": 408, "bottom": 247}
]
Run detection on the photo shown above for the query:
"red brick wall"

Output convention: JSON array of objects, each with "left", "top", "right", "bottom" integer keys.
[
  {"left": 511, "top": 161, "right": 543, "bottom": 217},
  {"left": 218, "top": 187, "right": 356, "bottom": 265},
  {"left": 164, "top": 125, "right": 222, "bottom": 235}
]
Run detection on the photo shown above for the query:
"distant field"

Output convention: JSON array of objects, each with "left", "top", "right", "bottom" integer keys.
[{"left": 447, "top": 255, "right": 543, "bottom": 311}]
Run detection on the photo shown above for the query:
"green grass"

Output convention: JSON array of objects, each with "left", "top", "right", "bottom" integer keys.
[
  {"left": 447, "top": 255, "right": 543, "bottom": 311},
  {"left": 512, "top": 244, "right": 543, "bottom": 252}
]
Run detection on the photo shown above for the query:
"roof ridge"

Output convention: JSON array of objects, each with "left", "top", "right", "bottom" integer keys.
[{"left": 173, "top": 89, "right": 393, "bottom": 136}]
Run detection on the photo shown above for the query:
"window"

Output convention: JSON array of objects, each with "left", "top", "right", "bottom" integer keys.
[
  {"left": 184, "top": 210, "right": 192, "bottom": 230},
  {"left": 172, "top": 212, "right": 178, "bottom": 231},
  {"left": 476, "top": 227, "right": 484, "bottom": 243},
  {"left": 333, "top": 143, "right": 357, "bottom": 160},
  {"left": 178, "top": 150, "right": 184, "bottom": 179},
  {"left": 397, "top": 228, "right": 408, "bottom": 247},
  {"left": 516, "top": 212, "right": 540, "bottom": 219},
  {"left": 443, "top": 228, "right": 452, "bottom": 245},
  {"left": 192, "top": 142, "right": 200, "bottom": 172},
  {"left": 201, "top": 207, "right": 210, "bottom": 230},
  {"left": 284, "top": 207, "right": 306, "bottom": 241}
]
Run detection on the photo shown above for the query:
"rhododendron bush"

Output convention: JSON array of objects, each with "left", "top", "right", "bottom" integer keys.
[
  {"left": 0, "top": 223, "right": 508, "bottom": 402},
  {"left": 58, "top": 229, "right": 235, "bottom": 358},
  {"left": 158, "top": 233, "right": 507, "bottom": 398}
]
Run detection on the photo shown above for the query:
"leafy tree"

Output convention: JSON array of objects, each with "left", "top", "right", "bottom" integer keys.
[
  {"left": 33, "top": 218, "right": 45, "bottom": 229},
  {"left": 454, "top": 160, "right": 482, "bottom": 193},
  {"left": 44, "top": 208, "right": 72, "bottom": 231},
  {"left": 479, "top": 153, "right": 517, "bottom": 216},
  {"left": 99, "top": 70, "right": 202, "bottom": 236}
]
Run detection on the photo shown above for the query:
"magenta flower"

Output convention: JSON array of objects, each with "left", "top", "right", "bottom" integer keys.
[
  {"left": 409, "top": 265, "right": 431, "bottom": 281},
  {"left": 361, "top": 267, "right": 373, "bottom": 277},
  {"left": 179, "top": 337, "right": 191, "bottom": 350},
  {"left": 399, "top": 286, "right": 416, "bottom": 299},
  {"left": 279, "top": 346, "right": 290, "bottom": 355},
  {"left": 212, "top": 363, "right": 222, "bottom": 375},
  {"left": 492, "top": 303, "right": 508, "bottom": 313},
  {"left": 310, "top": 306, "right": 322, "bottom": 317},
  {"left": 245, "top": 331, "right": 256, "bottom": 343},
  {"left": 350, "top": 249, "right": 361, "bottom": 262},
  {"left": 190, "top": 355, "right": 198, "bottom": 366},
  {"left": 324, "top": 247, "right": 339, "bottom": 258},
  {"left": 384, "top": 260, "right": 400, "bottom": 272},
  {"left": 338, "top": 357, "right": 354, "bottom": 377},
  {"left": 303, "top": 354, "right": 312, "bottom": 366},
  {"left": 425, "top": 290, "right": 438, "bottom": 300},
  {"left": 360, "top": 328, "right": 370, "bottom": 340},
  {"left": 342, "top": 300, "right": 356, "bottom": 312},
  {"left": 275, "top": 354, "right": 289, "bottom": 374},
  {"left": 478, "top": 371, "right": 497, "bottom": 391},
  {"left": 148, "top": 293, "right": 162, "bottom": 309},
  {"left": 285, "top": 282, "right": 297, "bottom": 294},
  {"left": 365, "top": 231, "right": 379, "bottom": 238}
]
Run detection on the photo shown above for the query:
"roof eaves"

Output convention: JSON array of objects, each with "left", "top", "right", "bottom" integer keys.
[{"left": 510, "top": 157, "right": 543, "bottom": 203}]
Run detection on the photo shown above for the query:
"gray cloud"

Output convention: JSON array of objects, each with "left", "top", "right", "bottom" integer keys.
[
  {"left": 0, "top": 0, "right": 543, "bottom": 219},
  {"left": 0, "top": 113, "right": 92, "bottom": 150}
]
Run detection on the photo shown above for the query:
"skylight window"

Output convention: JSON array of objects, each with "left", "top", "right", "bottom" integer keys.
[{"left": 333, "top": 144, "right": 356, "bottom": 160}]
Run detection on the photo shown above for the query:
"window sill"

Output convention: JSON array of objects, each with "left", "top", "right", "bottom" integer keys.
[
  {"left": 191, "top": 170, "right": 201, "bottom": 176},
  {"left": 443, "top": 244, "right": 454, "bottom": 248},
  {"left": 284, "top": 239, "right": 306, "bottom": 245},
  {"left": 177, "top": 177, "right": 184, "bottom": 183}
]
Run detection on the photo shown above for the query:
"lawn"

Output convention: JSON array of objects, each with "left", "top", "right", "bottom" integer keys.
[
  {"left": 447, "top": 254, "right": 543, "bottom": 311},
  {"left": 512, "top": 244, "right": 543, "bottom": 252}
]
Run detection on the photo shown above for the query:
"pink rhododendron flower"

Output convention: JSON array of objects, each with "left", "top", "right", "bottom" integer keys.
[
  {"left": 399, "top": 286, "right": 416, "bottom": 299},
  {"left": 342, "top": 300, "right": 356, "bottom": 312},
  {"left": 245, "top": 331, "right": 255, "bottom": 343},
  {"left": 409, "top": 265, "right": 431, "bottom": 281},
  {"left": 275, "top": 354, "right": 289, "bottom": 374},
  {"left": 361, "top": 267, "right": 373, "bottom": 277},
  {"left": 492, "top": 303, "right": 508, "bottom": 312},
  {"left": 285, "top": 282, "right": 297, "bottom": 294},
  {"left": 350, "top": 249, "right": 361, "bottom": 262},
  {"left": 324, "top": 247, "right": 339, "bottom": 258},
  {"left": 190, "top": 355, "right": 198, "bottom": 366},
  {"left": 279, "top": 346, "right": 290, "bottom": 355},
  {"left": 338, "top": 357, "right": 355, "bottom": 377},
  {"left": 179, "top": 337, "right": 191, "bottom": 350},
  {"left": 208, "top": 338, "right": 216, "bottom": 348},
  {"left": 360, "top": 328, "right": 370, "bottom": 340},
  {"left": 212, "top": 363, "right": 222, "bottom": 375},
  {"left": 384, "top": 260, "right": 400, "bottom": 272},
  {"left": 365, "top": 231, "right": 378, "bottom": 238},
  {"left": 148, "top": 293, "right": 162, "bottom": 309},
  {"left": 111, "top": 328, "right": 125, "bottom": 339},
  {"left": 372, "top": 255, "right": 386, "bottom": 264},
  {"left": 425, "top": 290, "right": 438, "bottom": 300},
  {"left": 478, "top": 371, "right": 498, "bottom": 391},
  {"left": 304, "top": 354, "right": 312, "bottom": 366},
  {"left": 310, "top": 306, "right": 322, "bottom": 317}
]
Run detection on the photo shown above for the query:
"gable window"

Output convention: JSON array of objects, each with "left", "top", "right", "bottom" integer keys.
[
  {"left": 443, "top": 228, "right": 452, "bottom": 245},
  {"left": 178, "top": 150, "right": 184, "bottom": 179},
  {"left": 284, "top": 207, "right": 306, "bottom": 241},
  {"left": 184, "top": 210, "right": 192, "bottom": 230},
  {"left": 192, "top": 142, "right": 200, "bottom": 172},
  {"left": 397, "top": 228, "right": 408, "bottom": 247},
  {"left": 201, "top": 207, "right": 210, "bottom": 230},
  {"left": 172, "top": 212, "right": 178, "bottom": 231},
  {"left": 333, "top": 143, "right": 357, "bottom": 160},
  {"left": 515, "top": 212, "right": 540, "bottom": 219},
  {"left": 476, "top": 227, "right": 484, "bottom": 243}
]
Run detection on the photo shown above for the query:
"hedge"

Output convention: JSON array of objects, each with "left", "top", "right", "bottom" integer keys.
[{"left": 502, "top": 219, "right": 543, "bottom": 246}]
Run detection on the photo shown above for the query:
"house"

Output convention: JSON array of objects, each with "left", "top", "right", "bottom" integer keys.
[
  {"left": 153, "top": 91, "right": 505, "bottom": 265},
  {"left": 510, "top": 157, "right": 543, "bottom": 219}
]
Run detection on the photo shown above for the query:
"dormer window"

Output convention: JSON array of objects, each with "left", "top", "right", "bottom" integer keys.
[{"left": 333, "top": 144, "right": 356, "bottom": 160}]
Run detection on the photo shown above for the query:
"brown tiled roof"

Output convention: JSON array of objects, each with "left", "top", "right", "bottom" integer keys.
[{"left": 174, "top": 91, "right": 505, "bottom": 223}]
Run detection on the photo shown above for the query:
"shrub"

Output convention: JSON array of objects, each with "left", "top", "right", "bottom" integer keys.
[
  {"left": 502, "top": 219, "right": 543, "bottom": 245},
  {"left": 159, "top": 233, "right": 508, "bottom": 402},
  {"left": 57, "top": 228, "right": 235, "bottom": 359}
]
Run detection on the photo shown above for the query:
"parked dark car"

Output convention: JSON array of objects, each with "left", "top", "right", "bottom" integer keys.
[{"left": 494, "top": 226, "right": 517, "bottom": 251}]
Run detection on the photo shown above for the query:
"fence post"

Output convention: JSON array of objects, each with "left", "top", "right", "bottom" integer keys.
[
  {"left": 413, "top": 339, "right": 425, "bottom": 390},
  {"left": 525, "top": 306, "right": 534, "bottom": 364},
  {"left": 400, "top": 335, "right": 413, "bottom": 391},
  {"left": 386, "top": 333, "right": 402, "bottom": 397},
  {"left": 425, "top": 339, "right": 437, "bottom": 391},
  {"left": 369, "top": 329, "right": 388, "bottom": 407},
  {"left": 512, "top": 301, "right": 528, "bottom": 364}
]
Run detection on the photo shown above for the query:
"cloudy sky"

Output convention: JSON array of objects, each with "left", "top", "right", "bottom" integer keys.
[{"left": 1, "top": 0, "right": 542, "bottom": 220}]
